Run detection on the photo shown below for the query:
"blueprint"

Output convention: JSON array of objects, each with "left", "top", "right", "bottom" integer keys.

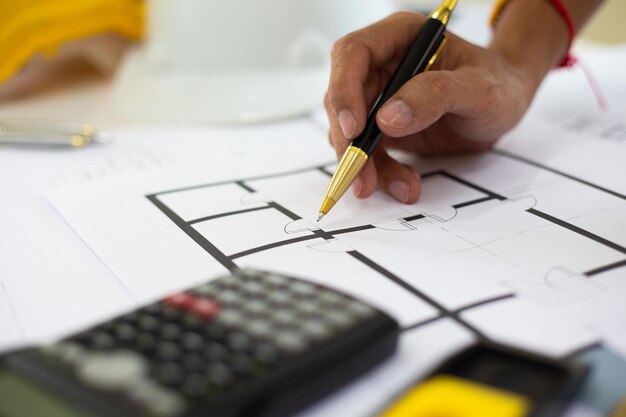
[{"left": 47, "top": 116, "right": 626, "bottom": 361}]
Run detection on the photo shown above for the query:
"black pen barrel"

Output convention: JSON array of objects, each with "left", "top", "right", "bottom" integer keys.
[{"left": 351, "top": 18, "right": 446, "bottom": 155}]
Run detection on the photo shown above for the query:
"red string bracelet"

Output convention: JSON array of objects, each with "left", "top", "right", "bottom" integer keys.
[
  {"left": 490, "top": 0, "right": 577, "bottom": 68},
  {"left": 490, "top": 0, "right": 607, "bottom": 110}
]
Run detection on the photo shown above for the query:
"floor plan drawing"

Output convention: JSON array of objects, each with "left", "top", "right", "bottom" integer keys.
[{"left": 146, "top": 150, "right": 626, "bottom": 357}]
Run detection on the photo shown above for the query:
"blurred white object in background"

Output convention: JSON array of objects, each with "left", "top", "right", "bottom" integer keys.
[{"left": 114, "top": 0, "right": 394, "bottom": 124}]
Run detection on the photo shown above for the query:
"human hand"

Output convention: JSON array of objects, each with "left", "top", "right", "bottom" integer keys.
[{"left": 324, "top": 11, "right": 538, "bottom": 204}]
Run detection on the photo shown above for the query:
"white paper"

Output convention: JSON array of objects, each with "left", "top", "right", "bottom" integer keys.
[{"left": 49, "top": 112, "right": 626, "bottom": 359}]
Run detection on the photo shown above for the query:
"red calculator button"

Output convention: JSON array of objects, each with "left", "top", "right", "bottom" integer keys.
[
  {"left": 164, "top": 293, "right": 195, "bottom": 309},
  {"left": 190, "top": 298, "right": 220, "bottom": 320}
]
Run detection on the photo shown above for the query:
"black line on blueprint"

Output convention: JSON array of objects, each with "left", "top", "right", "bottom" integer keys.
[
  {"left": 236, "top": 181, "right": 256, "bottom": 193},
  {"left": 347, "top": 251, "right": 489, "bottom": 340},
  {"left": 230, "top": 235, "right": 321, "bottom": 260},
  {"left": 148, "top": 162, "right": 336, "bottom": 197},
  {"left": 438, "top": 171, "right": 507, "bottom": 200},
  {"left": 421, "top": 171, "right": 442, "bottom": 178},
  {"left": 527, "top": 208, "right": 626, "bottom": 255},
  {"left": 268, "top": 202, "right": 301, "bottom": 221},
  {"left": 493, "top": 149, "right": 626, "bottom": 201},
  {"left": 146, "top": 196, "right": 239, "bottom": 272},
  {"left": 329, "top": 225, "right": 377, "bottom": 235},
  {"left": 453, "top": 294, "right": 516, "bottom": 313},
  {"left": 401, "top": 314, "right": 445, "bottom": 332},
  {"left": 188, "top": 206, "right": 271, "bottom": 225},
  {"left": 453, "top": 196, "right": 497, "bottom": 209},
  {"left": 403, "top": 214, "right": 425, "bottom": 222},
  {"left": 584, "top": 258, "right": 626, "bottom": 277},
  {"left": 317, "top": 167, "right": 333, "bottom": 177}
]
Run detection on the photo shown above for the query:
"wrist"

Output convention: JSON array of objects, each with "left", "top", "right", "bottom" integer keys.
[{"left": 488, "top": 0, "right": 569, "bottom": 92}]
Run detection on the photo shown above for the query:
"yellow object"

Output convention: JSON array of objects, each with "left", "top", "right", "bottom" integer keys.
[
  {"left": 490, "top": 0, "right": 512, "bottom": 27},
  {"left": 0, "top": 0, "right": 144, "bottom": 83},
  {"left": 377, "top": 375, "right": 531, "bottom": 417}
]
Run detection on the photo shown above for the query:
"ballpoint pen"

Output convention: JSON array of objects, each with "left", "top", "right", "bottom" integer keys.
[{"left": 317, "top": 0, "right": 458, "bottom": 221}]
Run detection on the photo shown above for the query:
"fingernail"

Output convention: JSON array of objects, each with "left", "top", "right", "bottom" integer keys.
[
  {"left": 338, "top": 110, "right": 356, "bottom": 139},
  {"left": 388, "top": 181, "right": 410, "bottom": 203},
  {"left": 379, "top": 100, "right": 414, "bottom": 128},
  {"left": 352, "top": 177, "right": 363, "bottom": 197}
]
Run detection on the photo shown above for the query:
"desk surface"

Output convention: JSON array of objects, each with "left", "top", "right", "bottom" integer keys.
[{"left": 1, "top": 4, "right": 625, "bottom": 417}]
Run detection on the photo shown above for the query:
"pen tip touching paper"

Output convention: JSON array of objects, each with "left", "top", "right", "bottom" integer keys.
[{"left": 317, "top": 212, "right": 325, "bottom": 222}]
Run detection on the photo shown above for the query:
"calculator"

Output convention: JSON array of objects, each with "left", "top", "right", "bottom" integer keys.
[{"left": 0, "top": 270, "right": 400, "bottom": 417}]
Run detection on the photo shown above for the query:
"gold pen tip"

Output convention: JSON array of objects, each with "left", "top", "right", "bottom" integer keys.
[{"left": 317, "top": 212, "right": 325, "bottom": 222}]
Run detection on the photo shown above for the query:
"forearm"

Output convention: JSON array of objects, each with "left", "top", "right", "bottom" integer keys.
[{"left": 489, "top": 0, "right": 605, "bottom": 97}]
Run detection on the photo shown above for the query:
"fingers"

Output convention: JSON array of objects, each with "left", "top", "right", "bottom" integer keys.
[
  {"left": 376, "top": 68, "right": 501, "bottom": 139},
  {"left": 352, "top": 148, "right": 421, "bottom": 204},
  {"left": 372, "top": 149, "right": 421, "bottom": 204},
  {"left": 326, "top": 12, "right": 426, "bottom": 141}
]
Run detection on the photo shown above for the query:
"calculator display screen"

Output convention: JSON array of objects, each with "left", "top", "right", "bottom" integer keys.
[{"left": 0, "top": 367, "right": 93, "bottom": 417}]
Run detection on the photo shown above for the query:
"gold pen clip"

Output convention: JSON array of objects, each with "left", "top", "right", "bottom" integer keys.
[{"left": 424, "top": 36, "right": 447, "bottom": 72}]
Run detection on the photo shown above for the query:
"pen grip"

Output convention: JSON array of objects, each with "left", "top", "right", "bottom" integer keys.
[{"left": 351, "top": 18, "right": 446, "bottom": 155}]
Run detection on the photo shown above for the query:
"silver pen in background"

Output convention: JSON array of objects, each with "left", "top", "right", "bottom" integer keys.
[{"left": 0, "top": 120, "right": 112, "bottom": 148}]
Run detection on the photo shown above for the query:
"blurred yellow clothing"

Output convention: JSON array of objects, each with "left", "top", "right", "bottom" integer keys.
[{"left": 0, "top": 0, "right": 144, "bottom": 84}]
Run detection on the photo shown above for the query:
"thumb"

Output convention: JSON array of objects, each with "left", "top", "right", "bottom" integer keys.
[{"left": 375, "top": 70, "right": 490, "bottom": 137}]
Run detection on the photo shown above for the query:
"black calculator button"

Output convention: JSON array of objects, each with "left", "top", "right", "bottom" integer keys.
[
  {"left": 268, "top": 291, "right": 292, "bottom": 305},
  {"left": 43, "top": 342, "right": 83, "bottom": 361},
  {"left": 204, "top": 323, "right": 227, "bottom": 340},
  {"left": 326, "top": 310, "right": 357, "bottom": 329},
  {"left": 215, "top": 274, "right": 241, "bottom": 288},
  {"left": 244, "top": 299, "right": 270, "bottom": 315},
  {"left": 318, "top": 291, "right": 347, "bottom": 306},
  {"left": 218, "top": 289, "right": 242, "bottom": 305},
  {"left": 182, "top": 374, "right": 209, "bottom": 397},
  {"left": 300, "top": 321, "right": 333, "bottom": 340},
  {"left": 253, "top": 343, "right": 280, "bottom": 366},
  {"left": 274, "top": 332, "right": 308, "bottom": 353},
  {"left": 206, "top": 363, "right": 234, "bottom": 388},
  {"left": 289, "top": 281, "right": 317, "bottom": 297},
  {"left": 181, "top": 332, "right": 204, "bottom": 351},
  {"left": 205, "top": 342, "right": 228, "bottom": 361},
  {"left": 193, "top": 284, "right": 219, "bottom": 298},
  {"left": 89, "top": 331, "right": 115, "bottom": 350},
  {"left": 156, "top": 342, "right": 182, "bottom": 361},
  {"left": 346, "top": 301, "right": 376, "bottom": 319},
  {"left": 182, "top": 353, "right": 205, "bottom": 372},
  {"left": 154, "top": 362, "right": 185, "bottom": 386},
  {"left": 226, "top": 332, "right": 252, "bottom": 352},
  {"left": 216, "top": 309, "right": 246, "bottom": 328},
  {"left": 231, "top": 353, "right": 255, "bottom": 376},
  {"left": 181, "top": 314, "right": 203, "bottom": 330},
  {"left": 160, "top": 323, "right": 183, "bottom": 340},
  {"left": 114, "top": 323, "right": 137, "bottom": 343},
  {"left": 76, "top": 350, "right": 147, "bottom": 390},
  {"left": 263, "top": 273, "right": 289, "bottom": 287},
  {"left": 297, "top": 299, "right": 321, "bottom": 315},
  {"left": 241, "top": 280, "right": 265, "bottom": 295},
  {"left": 143, "top": 303, "right": 162, "bottom": 315},
  {"left": 138, "top": 314, "right": 160, "bottom": 332},
  {"left": 136, "top": 332, "right": 157, "bottom": 351},
  {"left": 270, "top": 310, "right": 298, "bottom": 326},
  {"left": 160, "top": 306, "right": 181, "bottom": 321},
  {"left": 244, "top": 320, "right": 273, "bottom": 339}
]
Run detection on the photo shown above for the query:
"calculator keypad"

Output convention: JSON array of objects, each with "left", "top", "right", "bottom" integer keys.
[{"left": 39, "top": 270, "right": 379, "bottom": 417}]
